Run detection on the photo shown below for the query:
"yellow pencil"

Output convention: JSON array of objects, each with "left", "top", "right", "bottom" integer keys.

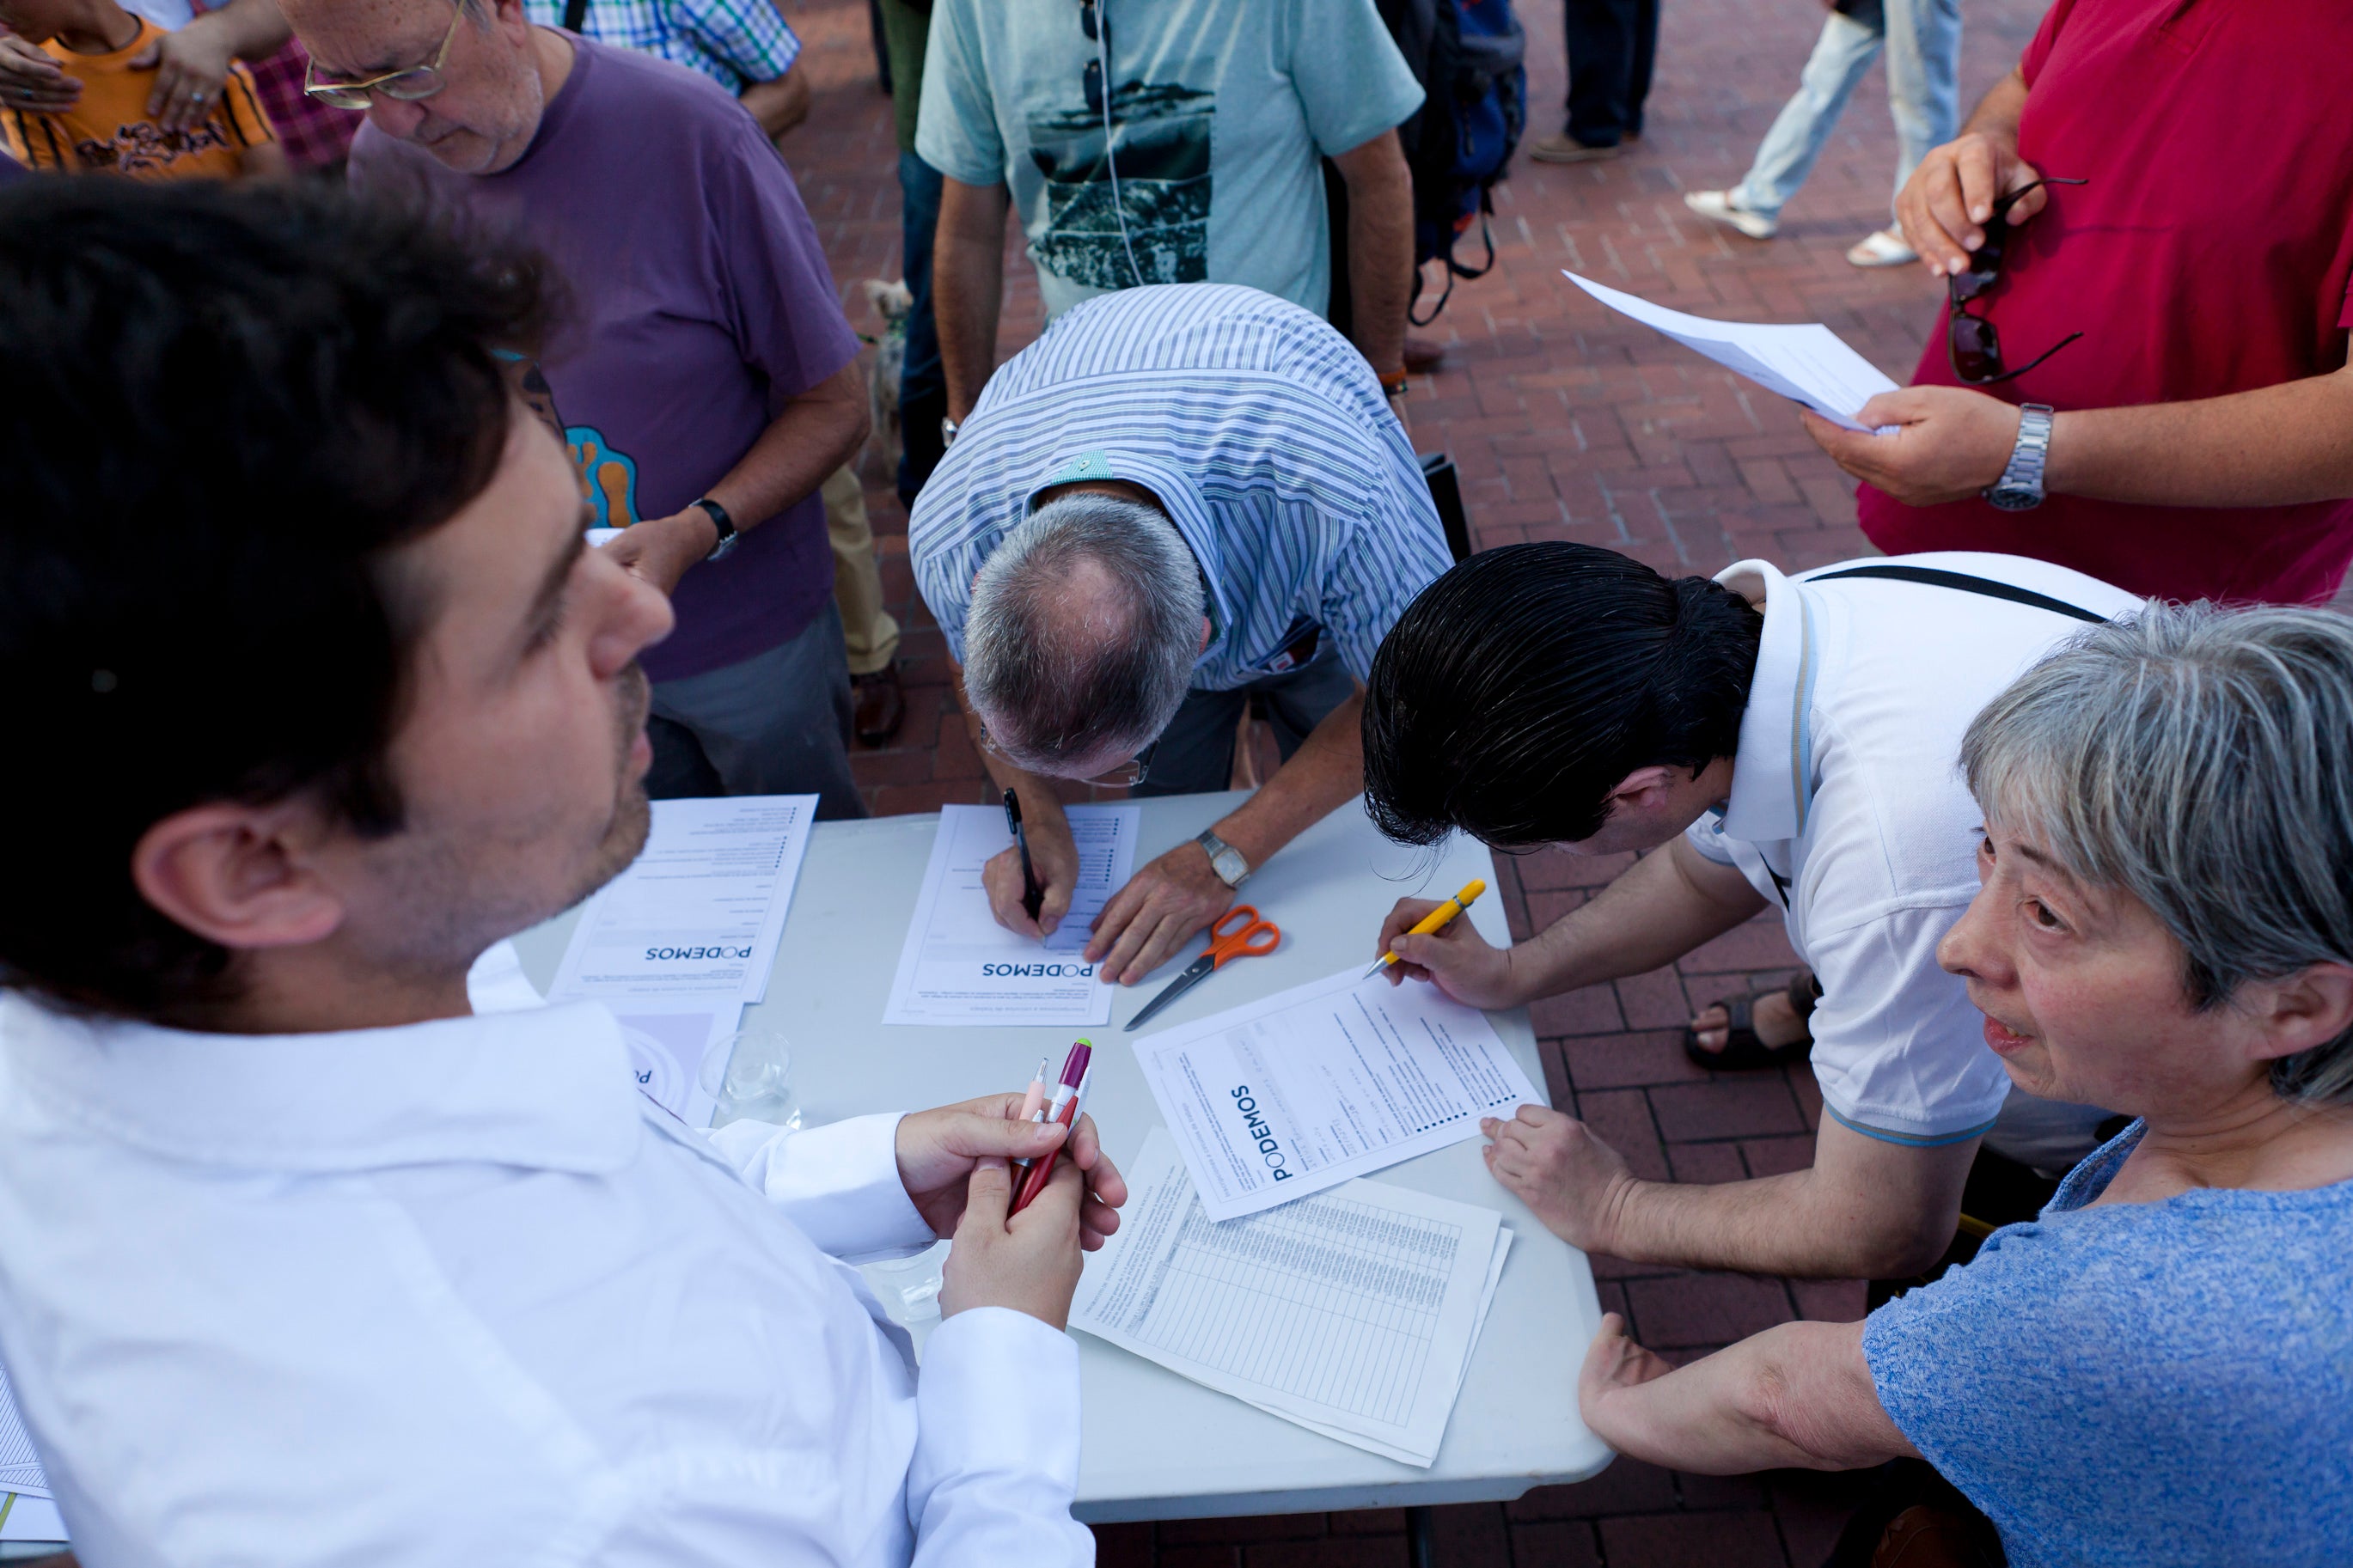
[{"left": 1364, "top": 878, "right": 1488, "bottom": 977}]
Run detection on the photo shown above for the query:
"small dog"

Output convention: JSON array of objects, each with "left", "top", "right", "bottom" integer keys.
[{"left": 861, "top": 278, "right": 914, "bottom": 478}]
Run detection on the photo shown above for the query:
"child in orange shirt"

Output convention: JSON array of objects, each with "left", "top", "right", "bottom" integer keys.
[{"left": 0, "top": 0, "right": 282, "bottom": 178}]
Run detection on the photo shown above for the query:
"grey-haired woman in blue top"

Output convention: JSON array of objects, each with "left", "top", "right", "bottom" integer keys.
[{"left": 1574, "top": 601, "right": 2353, "bottom": 1567}]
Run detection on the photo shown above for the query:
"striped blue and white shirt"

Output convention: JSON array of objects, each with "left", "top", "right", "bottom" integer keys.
[{"left": 910, "top": 284, "right": 1452, "bottom": 691}]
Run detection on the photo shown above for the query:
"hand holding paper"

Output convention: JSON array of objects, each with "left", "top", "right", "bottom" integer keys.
[{"left": 1562, "top": 271, "right": 1900, "bottom": 431}]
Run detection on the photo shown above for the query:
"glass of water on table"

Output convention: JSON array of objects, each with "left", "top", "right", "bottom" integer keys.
[{"left": 699, "top": 1027, "right": 801, "bottom": 1131}]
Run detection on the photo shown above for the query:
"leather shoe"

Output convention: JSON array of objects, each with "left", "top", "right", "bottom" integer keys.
[
  {"left": 1529, "top": 132, "right": 1620, "bottom": 164},
  {"left": 852, "top": 663, "right": 906, "bottom": 746}
]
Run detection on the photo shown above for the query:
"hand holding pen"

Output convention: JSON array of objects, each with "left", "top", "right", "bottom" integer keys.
[
  {"left": 983, "top": 789, "right": 1078, "bottom": 940},
  {"left": 891, "top": 1082, "right": 1127, "bottom": 1249},
  {"left": 1004, "top": 787, "right": 1046, "bottom": 922}
]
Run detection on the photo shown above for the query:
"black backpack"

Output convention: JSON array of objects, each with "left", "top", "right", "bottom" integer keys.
[{"left": 1379, "top": 0, "right": 1528, "bottom": 325}]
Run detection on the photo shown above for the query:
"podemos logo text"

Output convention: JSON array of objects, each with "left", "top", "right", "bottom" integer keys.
[{"left": 1231, "top": 1085, "right": 1291, "bottom": 1181}]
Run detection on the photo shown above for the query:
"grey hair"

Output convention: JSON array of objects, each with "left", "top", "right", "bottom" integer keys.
[
  {"left": 963, "top": 491, "right": 1204, "bottom": 774},
  {"left": 1961, "top": 602, "right": 2353, "bottom": 1107}
]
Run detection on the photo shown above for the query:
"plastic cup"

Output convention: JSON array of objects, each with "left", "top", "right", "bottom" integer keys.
[
  {"left": 698, "top": 1028, "right": 801, "bottom": 1131},
  {"left": 865, "top": 1241, "right": 948, "bottom": 1323}
]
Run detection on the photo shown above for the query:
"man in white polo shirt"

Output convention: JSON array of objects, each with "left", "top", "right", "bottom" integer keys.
[
  {"left": 0, "top": 181, "right": 1116, "bottom": 1563},
  {"left": 1356, "top": 542, "right": 2138, "bottom": 1281}
]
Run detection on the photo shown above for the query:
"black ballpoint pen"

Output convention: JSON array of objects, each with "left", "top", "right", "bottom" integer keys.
[{"left": 1004, "top": 788, "right": 1045, "bottom": 921}]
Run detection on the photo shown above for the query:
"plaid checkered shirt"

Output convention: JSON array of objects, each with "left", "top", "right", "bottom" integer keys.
[
  {"left": 523, "top": 0, "right": 802, "bottom": 93},
  {"left": 188, "top": 0, "right": 361, "bottom": 171}
]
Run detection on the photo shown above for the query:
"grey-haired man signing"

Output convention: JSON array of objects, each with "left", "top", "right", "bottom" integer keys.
[{"left": 911, "top": 282, "right": 1452, "bottom": 985}]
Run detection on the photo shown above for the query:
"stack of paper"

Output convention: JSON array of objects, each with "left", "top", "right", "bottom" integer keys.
[
  {"left": 883, "top": 803, "right": 1140, "bottom": 1028},
  {"left": 548, "top": 795, "right": 817, "bottom": 1125},
  {"left": 1562, "top": 270, "right": 1899, "bottom": 431},
  {"left": 1131, "top": 967, "right": 1541, "bottom": 1219},
  {"left": 1072, "top": 1130, "right": 1511, "bottom": 1467},
  {"left": 0, "top": 1364, "right": 65, "bottom": 1543}
]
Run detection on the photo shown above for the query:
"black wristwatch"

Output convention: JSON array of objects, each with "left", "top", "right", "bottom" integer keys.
[{"left": 694, "top": 497, "right": 739, "bottom": 561}]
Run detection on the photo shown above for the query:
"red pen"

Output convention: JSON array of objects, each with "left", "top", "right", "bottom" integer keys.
[{"left": 1011, "top": 1043, "right": 1091, "bottom": 1216}]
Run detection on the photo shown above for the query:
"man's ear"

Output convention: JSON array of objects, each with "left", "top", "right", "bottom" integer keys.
[
  {"left": 1601, "top": 765, "right": 1683, "bottom": 821},
  {"left": 1199, "top": 615, "right": 1213, "bottom": 655},
  {"left": 2246, "top": 962, "right": 2353, "bottom": 1068},
  {"left": 130, "top": 800, "right": 347, "bottom": 955}
]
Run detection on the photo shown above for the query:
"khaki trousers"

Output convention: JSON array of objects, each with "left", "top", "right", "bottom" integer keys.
[{"left": 822, "top": 465, "right": 901, "bottom": 677}]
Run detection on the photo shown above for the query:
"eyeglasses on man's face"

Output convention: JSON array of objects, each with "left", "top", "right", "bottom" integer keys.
[
  {"left": 302, "top": 4, "right": 466, "bottom": 110},
  {"left": 1946, "top": 176, "right": 2087, "bottom": 386}
]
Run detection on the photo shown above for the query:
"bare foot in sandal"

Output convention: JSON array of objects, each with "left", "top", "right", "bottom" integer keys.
[
  {"left": 1689, "top": 987, "right": 1810, "bottom": 1056},
  {"left": 1684, "top": 972, "right": 1821, "bottom": 1069}
]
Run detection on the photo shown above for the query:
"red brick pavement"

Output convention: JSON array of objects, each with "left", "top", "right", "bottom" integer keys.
[{"left": 779, "top": 0, "right": 2046, "bottom": 1560}]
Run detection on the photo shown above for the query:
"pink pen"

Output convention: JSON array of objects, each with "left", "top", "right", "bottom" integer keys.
[{"left": 1007, "top": 1055, "right": 1050, "bottom": 1185}]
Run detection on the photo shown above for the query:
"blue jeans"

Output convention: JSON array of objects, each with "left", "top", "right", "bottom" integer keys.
[
  {"left": 895, "top": 149, "right": 946, "bottom": 509},
  {"left": 1563, "top": 0, "right": 1659, "bottom": 147},
  {"left": 1729, "top": 0, "right": 1960, "bottom": 224}
]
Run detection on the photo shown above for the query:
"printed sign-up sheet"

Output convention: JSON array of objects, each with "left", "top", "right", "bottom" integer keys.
[
  {"left": 548, "top": 794, "right": 816, "bottom": 1005},
  {"left": 1071, "top": 1129, "right": 1511, "bottom": 1467},
  {"left": 1132, "top": 967, "right": 1540, "bottom": 1221},
  {"left": 882, "top": 803, "right": 1140, "bottom": 1028}
]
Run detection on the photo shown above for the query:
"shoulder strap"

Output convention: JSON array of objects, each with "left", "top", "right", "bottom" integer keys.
[
  {"left": 562, "top": 0, "right": 589, "bottom": 34},
  {"left": 1806, "top": 564, "right": 2110, "bottom": 625}
]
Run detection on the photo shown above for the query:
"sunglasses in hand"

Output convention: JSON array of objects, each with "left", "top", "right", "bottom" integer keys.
[{"left": 1947, "top": 177, "right": 2087, "bottom": 386}]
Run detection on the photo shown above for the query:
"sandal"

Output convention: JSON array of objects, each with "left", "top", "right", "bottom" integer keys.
[
  {"left": 1846, "top": 226, "right": 1919, "bottom": 269},
  {"left": 1682, "top": 972, "right": 1820, "bottom": 1071}
]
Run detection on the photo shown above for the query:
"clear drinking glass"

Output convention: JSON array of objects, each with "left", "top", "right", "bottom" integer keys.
[
  {"left": 865, "top": 1241, "right": 949, "bottom": 1324},
  {"left": 698, "top": 1028, "right": 801, "bottom": 1131}
]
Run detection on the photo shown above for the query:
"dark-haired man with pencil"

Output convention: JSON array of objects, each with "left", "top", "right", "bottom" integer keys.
[{"left": 1360, "top": 541, "right": 2135, "bottom": 1285}]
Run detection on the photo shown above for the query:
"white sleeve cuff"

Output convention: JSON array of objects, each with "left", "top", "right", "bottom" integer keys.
[
  {"left": 908, "top": 1309, "right": 1090, "bottom": 1566},
  {"left": 1683, "top": 813, "right": 1739, "bottom": 865},
  {"left": 706, "top": 1112, "right": 936, "bottom": 1260}
]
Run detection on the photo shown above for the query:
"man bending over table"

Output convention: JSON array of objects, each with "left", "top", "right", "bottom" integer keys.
[
  {"left": 911, "top": 282, "right": 1454, "bottom": 985},
  {"left": 1360, "top": 542, "right": 2136, "bottom": 1283},
  {"left": 0, "top": 180, "right": 1121, "bottom": 1565}
]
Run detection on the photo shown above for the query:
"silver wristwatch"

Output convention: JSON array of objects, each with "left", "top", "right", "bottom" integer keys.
[
  {"left": 1984, "top": 403, "right": 2056, "bottom": 512},
  {"left": 1195, "top": 828, "right": 1250, "bottom": 888},
  {"left": 939, "top": 415, "right": 959, "bottom": 449}
]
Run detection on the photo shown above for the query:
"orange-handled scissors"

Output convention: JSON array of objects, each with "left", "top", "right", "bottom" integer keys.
[{"left": 1124, "top": 905, "right": 1280, "bottom": 1031}]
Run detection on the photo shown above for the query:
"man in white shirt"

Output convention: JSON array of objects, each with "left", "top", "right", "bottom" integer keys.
[
  {"left": 1356, "top": 542, "right": 2138, "bottom": 1281},
  {"left": 0, "top": 178, "right": 1120, "bottom": 1564}
]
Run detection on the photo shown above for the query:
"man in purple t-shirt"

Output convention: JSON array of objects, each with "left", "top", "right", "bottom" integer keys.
[{"left": 296, "top": 0, "right": 870, "bottom": 818}]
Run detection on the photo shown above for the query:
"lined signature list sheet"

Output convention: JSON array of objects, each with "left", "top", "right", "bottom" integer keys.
[
  {"left": 882, "top": 803, "right": 1139, "bottom": 1027},
  {"left": 1132, "top": 967, "right": 1540, "bottom": 1219},
  {"left": 548, "top": 794, "right": 816, "bottom": 1004},
  {"left": 1072, "top": 1129, "right": 1509, "bottom": 1466}
]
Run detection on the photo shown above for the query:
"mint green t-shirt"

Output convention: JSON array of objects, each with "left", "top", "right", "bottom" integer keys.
[{"left": 914, "top": 0, "right": 1422, "bottom": 322}]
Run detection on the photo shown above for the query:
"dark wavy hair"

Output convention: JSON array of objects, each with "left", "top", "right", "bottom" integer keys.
[
  {"left": 1362, "top": 543, "right": 1763, "bottom": 849},
  {"left": 0, "top": 180, "right": 549, "bottom": 1020}
]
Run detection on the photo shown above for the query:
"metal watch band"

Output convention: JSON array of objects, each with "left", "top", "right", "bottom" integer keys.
[
  {"left": 939, "top": 415, "right": 959, "bottom": 448},
  {"left": 1984, "top": 403, "right": 2056, "bottom": 512},
  {"left": 1195, "top": 828, "right": 1250, "bottom": 888},
  {"left": 695, "top": 497, "right": 740, "bottom": 560}
]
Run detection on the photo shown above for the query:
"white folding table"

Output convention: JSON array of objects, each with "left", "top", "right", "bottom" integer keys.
[{"left": 511, "top": 790, "right": 1611, "bottom": 1522}]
